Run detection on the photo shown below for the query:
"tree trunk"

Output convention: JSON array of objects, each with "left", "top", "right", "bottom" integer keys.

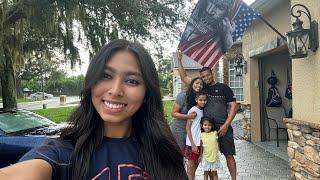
[
  {"left": 0, "top": 47, "right": 17, "bottom": 110},
  {"left": 16, "top": 78, "right": 23, "bottom": 98}
]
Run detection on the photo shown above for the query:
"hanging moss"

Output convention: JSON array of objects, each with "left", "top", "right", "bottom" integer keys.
[{"left": 0, "top": 0, "right": 186, "bottom": 109}]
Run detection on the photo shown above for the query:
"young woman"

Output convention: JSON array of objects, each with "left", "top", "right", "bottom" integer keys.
[
  {"left": 171, "top": 77, "right": 203, "bottom": 151},
  {"left": 0, "top": 39, "right": 187, "bottom": 180}
]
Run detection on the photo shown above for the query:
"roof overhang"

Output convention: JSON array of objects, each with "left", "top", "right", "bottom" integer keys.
[{"left": 251, "top": 0, "right": 286, "bottom": 15}]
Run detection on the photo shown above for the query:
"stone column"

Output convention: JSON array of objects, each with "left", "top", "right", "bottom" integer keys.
[
  {"left": 285, "top": 119, "right": 320, "bottom": 179},
  {"left": 241, "top": 104, "right": 251, "bottom": 141}
]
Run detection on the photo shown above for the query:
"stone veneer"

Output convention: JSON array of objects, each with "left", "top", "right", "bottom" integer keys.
[
  {"left": 241, "top": 104, "right": 251, "bottom": 141},
  {"left": 284, "top": 119, "right": 320, "bottom": 180}
]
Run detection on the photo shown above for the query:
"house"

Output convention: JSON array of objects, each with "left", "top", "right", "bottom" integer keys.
[
  {"left": 173, "top": 0, "right": 320, "bottom": 178},
  {"left": 241, "top": 0, "right": 292, "bottom": 142},
  {"left": 241, "top": 0, "right": 320, "bottom": 179}
]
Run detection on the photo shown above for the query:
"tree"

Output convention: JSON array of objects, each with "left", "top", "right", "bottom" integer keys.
[
  {"left": 155, "top": 46, "right": 173, "bottom": 96},
  {"left": 158, "top": 59, "right": 172, "bottom": 90},
  {"left": 22, "top": 74, "right": 84, "bottom": 96},
  {"left": 19, "top": 56, "right": 59, "bottom": 80},
  {"left": 0, "top": 0, "right": 186, "bottom": 110},
  {"left": 18, "top": 56, "right": 61, "bottom": 98}
]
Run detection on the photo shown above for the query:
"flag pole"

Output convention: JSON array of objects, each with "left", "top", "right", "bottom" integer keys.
[{"left": 257, "top": 14, "right": 287, "bottom": 41}]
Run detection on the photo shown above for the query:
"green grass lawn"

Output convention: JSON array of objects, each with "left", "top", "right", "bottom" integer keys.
[
  {"left": 32, "top": 106, "right": 76, "bottom": 124},
  {"left": 163, "top": 100, "right": 174, "bottom": 125},
  {"left": 32, "top": 100, "right": 175, "bottom": 125}
]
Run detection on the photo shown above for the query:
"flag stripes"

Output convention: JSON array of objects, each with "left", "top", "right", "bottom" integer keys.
[{"left": 178, "top": 0, "right": 258, "bottom": 69}]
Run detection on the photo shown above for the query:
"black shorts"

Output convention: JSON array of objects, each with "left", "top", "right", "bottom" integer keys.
[{"left": 214, "top": 125, "right": 236, "bottom": 156}]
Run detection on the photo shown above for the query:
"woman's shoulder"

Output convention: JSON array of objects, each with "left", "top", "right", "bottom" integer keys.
[
  {"left": 19, "top": 138, "right": 73, "bottom": 166},
  {"left": 175, "top": 92, "right": 188, "bottom": 107},
  {"left": 176, "top": 91, "right": 187, "bottom": 99},
  {"left": 41, "top": 138, "right": 74, "bottom": 151}
]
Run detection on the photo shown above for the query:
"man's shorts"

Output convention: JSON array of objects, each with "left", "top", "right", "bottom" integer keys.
[
  {"left": 184, "top": 145, "right": 201, "bottom": 161},
  {"left": 214, "top": 125, "right": 236, "bottom": 156}
]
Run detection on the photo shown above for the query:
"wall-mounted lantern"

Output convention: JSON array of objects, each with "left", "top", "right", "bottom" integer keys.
[
  {"left": 234, "top": 54, "right": 247, "bottom": 76},
  {"left": 286, "top": 4, "right": 318, "bottom": 59}
]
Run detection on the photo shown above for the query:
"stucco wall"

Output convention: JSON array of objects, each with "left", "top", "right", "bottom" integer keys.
[
  {"left": 290, "top": 0, "right": 320, "bottom": 124},
  {"left": 243, "top": 0, "right": 291, "bottom": 104},
  {"left": 242, "top": 0, "right": 291, "bottom": 141}
]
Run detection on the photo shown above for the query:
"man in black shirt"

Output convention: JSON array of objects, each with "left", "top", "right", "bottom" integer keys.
[{"left": 177, "top": 51, "right": 238, "bottom": 180}]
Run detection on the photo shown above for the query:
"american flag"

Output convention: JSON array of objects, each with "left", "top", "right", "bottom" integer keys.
[{"left": 178, "top": 0, "right": 258, "bottom": 69}]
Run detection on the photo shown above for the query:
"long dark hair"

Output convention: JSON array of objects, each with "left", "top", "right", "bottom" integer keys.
[
  {"left": 60, "top": 39, "right": 187, "bottom": 179},
  {"left": 186, "top": 77, "right": 203, "bottom": 111}
]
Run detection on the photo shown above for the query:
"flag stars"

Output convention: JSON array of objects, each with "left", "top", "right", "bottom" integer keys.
[{"left": 232, "top": 3, "right": 258, "bottom": 41}]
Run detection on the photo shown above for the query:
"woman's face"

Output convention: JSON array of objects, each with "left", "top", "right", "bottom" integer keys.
[
  {"left": 91, "top": 50, "right": 146, "bottom": 125},
  {"left": 192, "top": 79, "right": 203, "bottom": 92}
]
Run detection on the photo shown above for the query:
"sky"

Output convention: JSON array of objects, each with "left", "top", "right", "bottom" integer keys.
[
  {"left": 66, "top": 0, "right": 256, "bottom": 76},
  {"left": 244, "top": 0, "right": 255, "bottom": 5}
]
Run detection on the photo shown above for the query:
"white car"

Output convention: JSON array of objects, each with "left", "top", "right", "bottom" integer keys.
[{"left": 29, "top": 92, "right": 54, "bottom": 99}]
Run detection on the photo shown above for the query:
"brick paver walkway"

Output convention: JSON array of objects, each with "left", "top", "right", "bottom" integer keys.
[
  {"left": 194, "top": 117, "right": 290, "bottom": 180},
  {"left": 195, "top": 140, "right": 290, "bottom": 179}
]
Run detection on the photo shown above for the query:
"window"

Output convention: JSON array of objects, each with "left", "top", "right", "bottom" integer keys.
[{"left": 229, "top": 59, "right": 244, "bottom": 101}]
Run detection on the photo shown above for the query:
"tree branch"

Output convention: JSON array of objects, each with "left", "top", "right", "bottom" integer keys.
[{"left": 2, "top": 0, "right": 37, "bottom": 28}]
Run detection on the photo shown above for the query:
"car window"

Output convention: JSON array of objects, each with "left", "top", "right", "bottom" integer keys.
[{"left": 0, "top": 110, "right": 56, "bottom": 134}]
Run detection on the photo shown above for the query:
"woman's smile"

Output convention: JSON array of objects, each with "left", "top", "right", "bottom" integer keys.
[
  {"left": 102, "top": 100, "right": 127, "bottom": 113},
  {"left": 192, "top": 79, "right": 203, "bottom": 92}
]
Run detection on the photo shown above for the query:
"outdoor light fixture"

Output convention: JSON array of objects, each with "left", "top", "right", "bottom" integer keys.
[
  {"left": 286, "top": 4, "right": 319, "bottom": 59},
  {"left": 234, "top": 54, "right": 247, "bottom": 76}
]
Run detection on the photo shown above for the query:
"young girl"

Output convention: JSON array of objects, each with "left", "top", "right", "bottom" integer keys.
[
  {"left": 185, "top": 91, "right": 207, "bottom": 180},
  {"left": 0, "top": 39, "right": 187, "bottom": 180},
  {"left": 199, "top": 117, "right": 222, "bottom": 180}
]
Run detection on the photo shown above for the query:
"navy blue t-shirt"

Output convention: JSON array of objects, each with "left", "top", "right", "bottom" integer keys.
[{"left": 19, "top": 136, "right": 149, "bottom": 180}]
